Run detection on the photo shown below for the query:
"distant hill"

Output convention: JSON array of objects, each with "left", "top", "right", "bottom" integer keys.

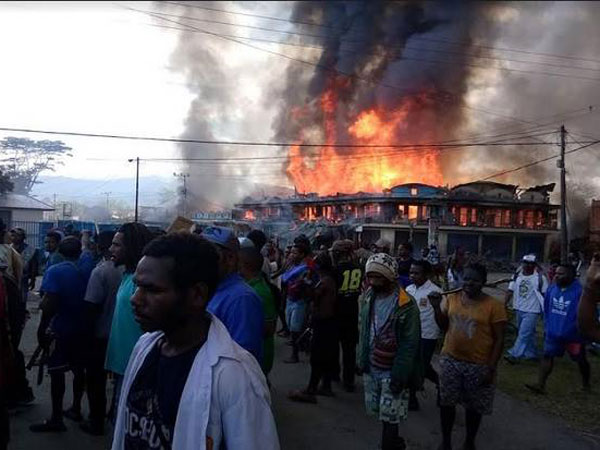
[
  {"left": 31, "top": 175, "right": 174, "bottom": 207},
  {"left": 30, "top": 176, "right": 294, "bottom": 209}
]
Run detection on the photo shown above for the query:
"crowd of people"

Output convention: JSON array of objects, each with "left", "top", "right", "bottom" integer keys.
[{"left": 0, "top": 219, "right": 599, "bottom": 450}]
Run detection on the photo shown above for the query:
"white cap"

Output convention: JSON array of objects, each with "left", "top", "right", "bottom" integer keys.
[
  {"left": 522, "top": 254, "right": 537, "bottom": 263},
  {"left": 238, "top": 237, "right": 256, "bottom": 249}
]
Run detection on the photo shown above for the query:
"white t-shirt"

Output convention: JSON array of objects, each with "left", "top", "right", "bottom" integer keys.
[
  {"left": 406, "top": 279, "right": 442, "bottom": 339},
  {"left": 509, "top": 272, "right": 548, "bottom": 313}
]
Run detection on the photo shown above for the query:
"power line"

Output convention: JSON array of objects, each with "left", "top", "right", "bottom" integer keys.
[
  {"left": 147, "top": 8, "right": 600, "bottom": 80},
  {"left": 0, "top": 126, "right": 575, "bottom": 149},
  {"left": 163, "top": 0, "right": 343, "bottom": 30},
  {"left": 479, "top": 140, "right": 600, "bottom": 181},
  {"left": 139, "top": 8, "right": 600, "bottom": 83},
  {"left": 163, "top": 0, "right": 600, "bottom": 66},
  {"left": 122, "top": 5, "right": 544, "bottom": 126}
]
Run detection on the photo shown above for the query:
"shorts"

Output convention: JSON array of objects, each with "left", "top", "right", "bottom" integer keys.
[
  {"left": 286, "top": 301, "right": 306, "bottom": 333},
  {"left": 544, "top": 336, "right": 585, "bottom": 360},
  {"left": 47, "top": 336, "right": 87, "bottom": 373},
  {"left": 439, "top": 355, "right": 495, "bottom": 415},
  {"left": 363, "top": 373, "right": 409, "bottom": 424}
]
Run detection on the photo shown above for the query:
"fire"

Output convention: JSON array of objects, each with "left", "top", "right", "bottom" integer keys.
[
  {"left": 286, "top": 84, "right": 443, "bottom": 195},
  {"left": 244, "top": 210, "right": 256, "bottom": 221}
]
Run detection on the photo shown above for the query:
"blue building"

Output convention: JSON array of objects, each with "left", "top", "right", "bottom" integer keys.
[{"left": 235, "top": 181, "right": 559, "bottom": 262}]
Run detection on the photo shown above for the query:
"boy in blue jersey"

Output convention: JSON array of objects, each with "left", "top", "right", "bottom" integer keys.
[{"left": 525, "top": 264, "right": 590, "bottom": 394}]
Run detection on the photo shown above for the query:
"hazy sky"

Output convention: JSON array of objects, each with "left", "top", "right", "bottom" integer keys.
[
  {"left": 2, "top": 1, "right": 600, "bottom": 210},
  {"left": 0, "top": 1, "right": 192, "bottom": 182}
]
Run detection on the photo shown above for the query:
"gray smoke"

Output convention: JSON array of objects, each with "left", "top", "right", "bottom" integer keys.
[
  {"left": 161, "top": 1, "right": 600, "bottom": 234},
  {"left": 156, "top": 1, "right": 292, "bottom": 211},
  {"left": 272, "top": 2, "right": 485, "bottom": 157}
]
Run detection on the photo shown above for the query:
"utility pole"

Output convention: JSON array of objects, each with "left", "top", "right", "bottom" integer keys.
[
  {"left": 53, "top": 193, "right": 57, "bottom": 224},
  {"left": 173, "top": 172, "right": 190, "bottom": 218},
  {"left": 559, "top": 125, "right": 568, "bottom": 263},
  {"left": 129, "top": 157, "right": 140, "bottom": 222},
  {"left": 101, "top": 191, "right": 111, "bottom": 217}
]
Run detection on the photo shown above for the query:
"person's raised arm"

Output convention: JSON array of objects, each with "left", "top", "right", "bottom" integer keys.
[
  {"left": 429, "top": 291, "right": 448, "bottom": 331},
  {"left": 578, "top": 254, "right": 600, "bottom": 342}
]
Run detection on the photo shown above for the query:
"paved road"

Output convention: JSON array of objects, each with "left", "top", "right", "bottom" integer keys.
[{"left": 8, "top": 302, "right": 600, "bottom": 450}]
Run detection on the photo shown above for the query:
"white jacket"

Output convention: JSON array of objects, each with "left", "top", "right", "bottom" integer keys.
[{"left": 111, "top": 315, "right": 280, "bottom": 450}]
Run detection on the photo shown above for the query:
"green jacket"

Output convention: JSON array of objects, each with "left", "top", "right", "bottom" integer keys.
[{"left": 358, "top": 287, "right": 423, "bottom": 390}]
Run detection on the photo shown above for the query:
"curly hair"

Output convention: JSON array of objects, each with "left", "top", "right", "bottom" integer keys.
[
  {"left": 142, "top": 232, "right": 220, "bottom": 297},
  {"left": 118, "top": 222, "right": 154, "bottom": 273}
]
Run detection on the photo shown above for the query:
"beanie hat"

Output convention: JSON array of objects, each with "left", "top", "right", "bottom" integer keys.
[{"left": 366, "top": 253, "right": 398, "bottom": 282}]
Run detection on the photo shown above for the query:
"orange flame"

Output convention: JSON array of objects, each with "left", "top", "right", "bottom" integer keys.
[
  {"left": 286, "top": 84, "right": 443, "bottom": 195},
  {"left": 244, "top": 210, "right": 256, "bottom": 221}
]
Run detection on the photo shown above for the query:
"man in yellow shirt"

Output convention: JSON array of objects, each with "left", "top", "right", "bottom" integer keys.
[{"left": 429, "top": 263, "right": 507, "bottom": 450}]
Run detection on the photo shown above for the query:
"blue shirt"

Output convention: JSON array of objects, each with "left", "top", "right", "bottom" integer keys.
[
  {"left": 207, "top": 273, "right": 264, "bottom": 363},
  {"left": 544, "top": 280, "right": 583, "bottom": 342},
  {"left": 78, "top": 250, "right": 98, "bottom": 282},
  {"left": 41, "top": 261, "right": 89, "bottom": 337},
  {"left": 45, "top": 250, "right": 65, "bottom": 272},
  {"left": 105, "top": 273, "right": 143, "bottom": 375}
]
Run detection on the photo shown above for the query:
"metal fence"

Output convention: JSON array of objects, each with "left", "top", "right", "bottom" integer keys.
[{"left": 9, "top": 220, "right": 97, "bottom": 249}]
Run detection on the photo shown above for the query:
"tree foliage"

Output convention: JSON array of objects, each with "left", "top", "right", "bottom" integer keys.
[
  {"left": 0, "top": 137, "right": 73, "bottom": 194},
  {"left": 0, "top": 171, "right": 13, "bottom": 195}
]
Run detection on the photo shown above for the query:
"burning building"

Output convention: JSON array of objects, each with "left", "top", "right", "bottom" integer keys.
[{"left": 236, "top": 181, "right": 559, "bottom": 262}]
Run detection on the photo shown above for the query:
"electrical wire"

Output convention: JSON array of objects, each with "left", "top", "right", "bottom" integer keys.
[
  {"left": 146, "top": 8, "right": 600, "bottom": 80},
  {"left": 163, "top": 1, "right": 600, "bottom": 66},
  {"left": 0, "top": 126, "right": 576, "bottom": 150},
  {"left": 479, "top": 140, "right": 600, "bottom": 181},
  {"left": 121, "top": 5, "right": 549, "bottom": 126}
]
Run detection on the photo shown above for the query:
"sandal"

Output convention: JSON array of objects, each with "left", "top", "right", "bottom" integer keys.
[
  {"left": 63, "top": 408, "right": 83, "bottom": 422},
  {"left": 288, "top": 390, "right": 318, "bottom": 404},
  {"left": 316, "top": 388, "right": 335, "bottom": 397},
  {"left": 30, "top": 420, "right": 67, "bottom": 433},
  {"left": 524, "top": 383, "right": 546, "bottom": 395}
]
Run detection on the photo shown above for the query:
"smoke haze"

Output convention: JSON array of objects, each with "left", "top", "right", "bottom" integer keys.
[{"left": 158, "top": 1, "right": 600, "bottom": 231}]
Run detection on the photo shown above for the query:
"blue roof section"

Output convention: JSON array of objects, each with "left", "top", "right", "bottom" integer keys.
[{"left": 387, "top": 183, "right": 446, "bottom": 198}]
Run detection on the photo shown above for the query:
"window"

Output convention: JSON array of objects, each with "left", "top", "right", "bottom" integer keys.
[
  {"left": 408, "top": 205, "right": 418, "bottom": 220},
  {"left": 411, "top": 187, "right": 418, "bottom": 196},
  {"left": 459, "top": 207, "right": 468, "bottom": 226},
  {"left": 471, "top": 208, "right": 477, "bottom": 225},
  {"left": 502, "top": 210, "right": 512, "bottom": 227}
]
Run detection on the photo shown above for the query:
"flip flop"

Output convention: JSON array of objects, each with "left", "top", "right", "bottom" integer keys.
[
  {"left": 288, "top": 390, "right": 318, "bottom": 404},
  {"left": 30, "top": 420, "right": 67, "bottom": 433},
  {"left": 524, "top": 383, "right": 546, "bottom": 395},
  {"left": 316, "top": 388, "right": 335, "bottom": 397}
]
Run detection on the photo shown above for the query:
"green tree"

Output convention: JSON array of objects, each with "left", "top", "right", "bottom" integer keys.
[
  {"left": 0, "top": 170, "right": 13, "bottom": 195},
  {"left": 0, "top": 137, "right": 73, "bottom": 194}
]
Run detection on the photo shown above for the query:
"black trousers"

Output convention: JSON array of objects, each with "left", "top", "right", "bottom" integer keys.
[
  {"left": 7, "top": 300, "right": 31, "bottom": 405},
  {"left": 0, "top": 389, "right": 8, "bottom": 450},
  {"left": 421, "top": 338, "right": 439, "bottom": 385},
  {"left": 336, "top": 309, "right": 359, "bottom": 387},
  {"left": 309, "top": 318, "right": 339, "bottom": 389},
  {"left": 85, "top": 338, "right": 108, "bottom": 428}
]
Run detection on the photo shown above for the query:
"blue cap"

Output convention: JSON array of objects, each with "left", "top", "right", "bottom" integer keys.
[{"left": 201, "top": 226, "right": 239, "bottom": 252}]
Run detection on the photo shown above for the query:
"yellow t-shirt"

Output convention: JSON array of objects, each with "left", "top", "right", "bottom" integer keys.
[{"left": 441, "top": 293, "right": 507, "bottom": 365}]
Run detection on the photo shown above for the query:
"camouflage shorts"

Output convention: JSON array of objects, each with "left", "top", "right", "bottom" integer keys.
[
  {"left": 363, "top": 373, "right": 409, "bottom": 424},
  {"left": 439, "top": 355, "right": 496, "bottom": 415}
]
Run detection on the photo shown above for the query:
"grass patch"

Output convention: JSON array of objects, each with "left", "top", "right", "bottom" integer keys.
[{"left": 497, "top": 311, "right": 600, "bottom": 435}]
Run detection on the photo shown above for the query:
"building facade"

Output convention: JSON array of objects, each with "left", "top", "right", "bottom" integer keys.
[{"left": 236, "top": 181, "right": 560, "bottom": 262}]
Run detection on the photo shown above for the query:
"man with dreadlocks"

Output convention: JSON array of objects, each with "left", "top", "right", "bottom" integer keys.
[{"left": 105, "top": 223, "right": 154, "bottom": 417}]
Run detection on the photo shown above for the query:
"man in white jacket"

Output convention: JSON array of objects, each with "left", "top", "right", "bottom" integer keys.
[{"left": 112, "top": 232, "right": 280, "bottom": 450}]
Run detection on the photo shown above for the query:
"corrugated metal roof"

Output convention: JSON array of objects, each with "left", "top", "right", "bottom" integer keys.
[{"left": 0, "top": 193, "right": 54, "bottom": 211}]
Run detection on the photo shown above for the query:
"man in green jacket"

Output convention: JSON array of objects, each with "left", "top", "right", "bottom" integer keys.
[{"left": 358, "top": 253, "right": 421, "bottom": 450}]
